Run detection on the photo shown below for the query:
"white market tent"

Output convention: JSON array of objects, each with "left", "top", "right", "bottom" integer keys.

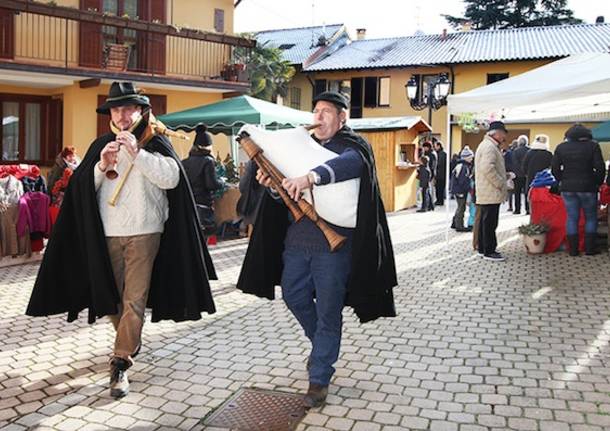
[
  {"left": 442, "top": 52, "right": 610, "bottom": 244},
  {"left": 447, "top": 52, "right": 610, "bottom": 121}
]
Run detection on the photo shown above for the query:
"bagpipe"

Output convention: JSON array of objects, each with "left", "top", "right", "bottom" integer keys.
[{"left": 236, "top": 125, "right": 360, "bottom": 252}]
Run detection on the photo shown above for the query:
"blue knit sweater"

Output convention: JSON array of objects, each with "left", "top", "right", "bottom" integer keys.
[{"left": 283, "top": 136, "right": 363, "bottom": 252}]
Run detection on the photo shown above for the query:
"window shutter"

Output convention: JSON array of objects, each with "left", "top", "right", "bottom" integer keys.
[
  {"left": 79, "top": 0, "right": 103, "bottom": 68},
  {"left": 138, "top": 0, "right": 166, "bottom": 74},
  {"left": 0, "top": 8, "right": 15, "bottom": 59},
  {"left": 97, "top": 95, "right": 111, "bottom": 137},
  {"left": 47, "top": 98, "right": 63, "bottom": 165}
]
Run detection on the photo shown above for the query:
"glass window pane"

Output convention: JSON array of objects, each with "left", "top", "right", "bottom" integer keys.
[
  {"left": 2, "top": 102, "right": 19, "bottom": 161},
  {"left": 25, "top": 103, "right": 41, "bottom": 160},
  {"left": 103, "top": 0, "right": 118, "bottom": 14},
  {"left": 124, "top": 0, "right": 138, "bottom": 18}
]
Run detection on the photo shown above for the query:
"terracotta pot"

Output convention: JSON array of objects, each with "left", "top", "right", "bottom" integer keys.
[{"left": 522, "top": 233, "right": 546, "bottom": 254}]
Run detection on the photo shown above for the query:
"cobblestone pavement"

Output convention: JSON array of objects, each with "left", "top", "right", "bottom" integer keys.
[{"left": 1, "top": 204, "right": 610, "bottom": 431}]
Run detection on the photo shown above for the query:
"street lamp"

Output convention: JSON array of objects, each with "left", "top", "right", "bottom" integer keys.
[{"left": 405, "top": 73, "right": 451, "bottom": 126}]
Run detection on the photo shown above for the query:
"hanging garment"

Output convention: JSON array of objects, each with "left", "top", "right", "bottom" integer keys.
[
  {"left": 17, "top": 192, "right": 51, "bottom": 238},
  {"left": 0, "top": 175, "right": 24, "bottom": 206},
  {"left": 0, "top": 204, "right": 31, "bottom": 257}
]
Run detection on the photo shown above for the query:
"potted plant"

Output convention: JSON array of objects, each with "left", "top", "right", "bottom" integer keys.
[{"left": 518, "top": 222, "right": 550, "bottom": 254}]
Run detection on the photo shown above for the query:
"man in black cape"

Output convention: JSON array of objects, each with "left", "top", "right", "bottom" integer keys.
[
  {"left": 27, "top": 82, "right": 216, "bottom": 398},
  {"left": 237, "top": 91, "right": 397, "bottom": 408}
]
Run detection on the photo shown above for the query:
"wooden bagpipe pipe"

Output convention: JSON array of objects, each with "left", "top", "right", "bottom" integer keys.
[
  {"left": 236, "top": 125, "right": 360, "bottom": 252},
  {"left": 107, "top": 109, "right": 189, "bottom": 206}
]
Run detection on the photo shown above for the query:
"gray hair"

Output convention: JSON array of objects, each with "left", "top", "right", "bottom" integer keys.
[{"left": 517, "top": 135, "right": 529, "bottom": 146}]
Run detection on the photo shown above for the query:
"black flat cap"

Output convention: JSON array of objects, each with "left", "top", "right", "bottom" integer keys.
[
  {"left": 313, "top": 91, "right": 349, "bottom": 110},
  {"left": 565, "top": 123, "right": 592, "bottom": 141},
  {"left": 488, "top": 121, "right": 508, "bottom": 133}
]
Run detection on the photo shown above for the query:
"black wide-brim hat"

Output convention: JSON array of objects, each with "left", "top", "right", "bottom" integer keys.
[
  {"left": 313, "top": 91, "right": 349, "bottom": 110},
  {"left": 96, "top": 81, "right": 151, "bottom": 115}
]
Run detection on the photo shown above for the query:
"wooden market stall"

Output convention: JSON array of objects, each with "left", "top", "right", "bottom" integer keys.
[{"left": 348, "top": 116, "right": 432, "bottom": 211}]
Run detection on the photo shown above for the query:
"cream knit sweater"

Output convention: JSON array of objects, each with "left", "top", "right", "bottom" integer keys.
[{"left": 94, "top": 146, "right": 179, "bottom": 237}]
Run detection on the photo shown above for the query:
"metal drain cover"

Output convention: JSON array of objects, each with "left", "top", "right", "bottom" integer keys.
[{"left": 202, "top": 388, "right": 307, "bottom": 431}]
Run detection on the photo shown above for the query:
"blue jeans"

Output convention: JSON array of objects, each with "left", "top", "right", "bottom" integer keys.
[
  {"left": 561, "top": 192, "right": 598, "bottom": 235},
  {"left": 281, "top": 246, "right": 351, "bottom": 386}
]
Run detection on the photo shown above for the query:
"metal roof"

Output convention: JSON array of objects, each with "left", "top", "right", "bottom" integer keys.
[
  {"left": 304, "top": 23, "right": 610, "bottom": 71},
  {"left": 254, "top": 24, "right": 345, "bottom": 65},
  {"left": 348, "top": 116, "right": 431, "bottom": 132}
]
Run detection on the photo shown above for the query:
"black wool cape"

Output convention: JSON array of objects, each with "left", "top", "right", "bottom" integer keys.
[
  {"left": 236, "top": 126, "right": 397, "bottom": 323},
  {"left": 26, "top": 131, "right": 217, "bottom": 324}
]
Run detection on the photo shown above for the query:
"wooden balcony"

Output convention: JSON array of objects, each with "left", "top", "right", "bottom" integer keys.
[{"left": 0, "top": 0, "right": 255, "bottom": 91}]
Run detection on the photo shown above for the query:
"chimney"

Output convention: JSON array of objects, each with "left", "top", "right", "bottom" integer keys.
[
  {"left": 596, "top": 16, "right": 605, "bottom": 24},
  {"left": 461, "top": 21, "right": 472, "bottom": 32},
  {"left": 356, "top": 28, "right": 366, "bottom": 40},
  {"left": 441, "top": 28, "right": 447, "bottom": 40}
]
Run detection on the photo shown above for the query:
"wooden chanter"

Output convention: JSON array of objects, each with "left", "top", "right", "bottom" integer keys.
[{"left": 237, "top": 129, "right": 347, "bottom": 252}]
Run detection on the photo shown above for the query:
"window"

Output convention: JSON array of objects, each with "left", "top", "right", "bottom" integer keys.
[
  {"left": 102, "top": 0, "right": 139, "bottom": 69},
  {"left": 487, "top": 73, "right": 509, "bottom": 84},
  {"left": 364, "top": 77, "right": 378, "bottom": 107},
  {"left": 314, "top": 79, "right": 327, "bottom": 97},
  {"left": 214, "top": 9, "right": 225, "bottom": 33},
  {"left": 1, "top": 94, "right": 62, "bottom": 165},
  {"left": 363, "top": 76, "right": 390, "bottom": 108},
  {"left": 289, "top": 87, "right": 301, "bottom": 110}
]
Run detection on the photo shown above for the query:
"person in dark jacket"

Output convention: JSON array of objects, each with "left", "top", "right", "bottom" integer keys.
[
  {"left": 511, "top": 135, "right": 529, "bottom": 214},
  {"left": 551, "top": 124, "right": 606, "bottom": 256},
  {"left": 236, "top": 160, "right": 264, "bottom": 235},
  {"left": 450, "top": 146, "right": 474, "bottom": 231},
  {"left": 182, "top": 125, "right": 224, "bottom": 235},
  {"left": 504, "top": 140, "right": 517, "bottom": 211},
  {"left": 237, "top": 91, "right": 397, "bottom": 409},
  {"left": 434, "top": 140, "right": 447, "bottom": 206},
  {"left": 523, "top": 134, "right": 553, "bottom": 207},
  {"left": 417, "top": 156, "right": 432, "bottom": 212}
]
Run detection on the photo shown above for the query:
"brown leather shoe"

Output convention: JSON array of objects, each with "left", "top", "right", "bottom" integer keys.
[{"left": 303, "top": 383, "right": 328, "bottom": 408}]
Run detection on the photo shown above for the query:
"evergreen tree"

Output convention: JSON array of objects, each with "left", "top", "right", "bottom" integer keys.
[
  {"left": 444, "top": 0, "right": 582, "bottom": 30},
  {"left": 233, "top": 35, "right": 296, "bottom": 102}
]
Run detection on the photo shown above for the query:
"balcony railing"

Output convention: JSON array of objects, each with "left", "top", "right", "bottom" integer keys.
[{"left": 0, "top": 0, "right": 254, "bottom": 85}]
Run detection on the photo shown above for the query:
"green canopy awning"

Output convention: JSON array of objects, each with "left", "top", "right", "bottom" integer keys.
[
  {"left": 592, "top": 120, "right": 610, "bottom": 142},
  {"left": 157, "top": 95, "right": 313, "bottom": 135}
]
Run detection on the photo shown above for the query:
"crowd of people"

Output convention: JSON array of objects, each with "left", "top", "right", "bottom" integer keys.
[{"left": 433, "top": 121, "right": 608, "bottom": 261}]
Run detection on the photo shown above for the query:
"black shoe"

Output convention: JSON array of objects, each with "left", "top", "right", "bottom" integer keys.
[
  {"left": 513, "top": 211, "right": 521, "bottom": 215},
  {"left": 303, "top": 384, "right": 328, "bottom": 408},
  {"left": 435, "top": 202, "right": 443, "bottom": 206},
  {"left": 507, "top": 208, "right": 513, "bottom": 212},
  {"left": 567, "top": 235, "right": 579, "bottom": 256},
  {"left": 456, "top": 227, "right": 471, "bottom": 232},
  {"left": 416, "top": 209, "right": 426, "bottom": 213},
  {"left": 109, "top": 358, "right": 130, "bottom": 399},
  {"left": 483, "top": 252, "right": 506, "bottom": 262},
  {"left": 585, "top": 233, "right": 600, "bottom": 256}
]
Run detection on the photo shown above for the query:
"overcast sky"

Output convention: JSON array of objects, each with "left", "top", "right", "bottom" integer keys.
[{"left": 235, "top": 0, "right": 610, "bottom": 38}]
